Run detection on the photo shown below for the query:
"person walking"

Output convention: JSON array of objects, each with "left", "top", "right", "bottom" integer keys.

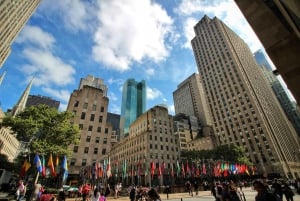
[
  {"left": 91, "top": 188, "right": 100, "bottom": 201},
  {"left": 147, "top": 188, "right": 161, "bottom": 201},
  {"left": 253, "top": 180, "right": 280, "bottom": 201},
  {"left": 16, "top": 180, "right": 26, "bottom": 201}
]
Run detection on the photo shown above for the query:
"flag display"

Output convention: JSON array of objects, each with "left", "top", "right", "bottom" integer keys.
[
  {"left": 20, "top": 159, "right": 31, "bottom": 178},
  {"left": 42, "top": 155, "right": 46, "bottom": 177},
  {"left": 107, "top": 157, "right": 112, "bottom": 178},
  {"left": 62, "top": 155, "right": 68, "bottom": 182},
  {"left": 47, "top": 154, "right": 56, "bottom": 177},
  {"left": 33, "top": 154, "right": 43, "bottom": 173}
]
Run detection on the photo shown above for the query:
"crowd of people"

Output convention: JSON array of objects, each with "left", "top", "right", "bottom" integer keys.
[{"left": 11, "top": 177, "right": 300, "bottom": 201}]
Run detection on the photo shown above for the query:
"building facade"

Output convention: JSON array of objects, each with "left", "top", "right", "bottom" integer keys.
[
  {"left": 66, "top": 76, "right": 117, "bottom": 177},
  {"left": 255, "top": 51, "right": 300, "bottom": 137},
  {"left": 26, "top": 95, "right": 60, "bottom": 110},
  {"left": 191, "top": 15, "right": 300, "bottom": 178},
  {"left": 0, "top": 0, "right": 41, "bottom": 68},
  {"left": 110, "top": 105, "right": 180, "bottom": 186},
  {"left": 234, "top": 0, "right": 300, "bottom": 105},
  {"left": 173, "top": 73, "right": 212, "bottom": 127},
  {"left": 120, "top": 79, "right": 146, "bottom": 138}
]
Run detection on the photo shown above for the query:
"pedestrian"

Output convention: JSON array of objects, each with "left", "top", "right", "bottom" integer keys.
[
  {"left": 91, "top": 188, "right": 100, "bottom": 201},
  {"left": 105, "top": 184, "right": 111, "bottom": 197},
  {"left": 253, "top": 180, "right": 280, "bottom": 201},
  {"left": 283, "top": 183, "right": 294, "bottom": 201},
  {"left": 165, "top": 185, "right": 170, "bottom": 199},
  {"left": 185, "top": 180, "right": 193, "bottom": 196},
  {"left": 194, "top": 181, "right": 199, "bottom": 195},
  {"left": 129, "top": 186, "right": 136, "bottom": 201},
  {"left": 147, "top": 188, "right": 161, "bottom": 201},
  {"left": 99, "top": 192, "right": 106, "bottom": 201},
  {"left": 215, "top": 182, "right": 223, "bottom": 201},
  {"left": 16, "top": 180, "right": 26, "bottom": 201},
  {"left": 271, "top": 179, "right": 283, "bottom": 200}
]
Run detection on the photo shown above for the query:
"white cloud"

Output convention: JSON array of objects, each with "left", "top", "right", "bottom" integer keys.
[
  {"left": 182, "top": 17, "right": 198, "bottom": 48},
  {"left": 145, "top": 68, "right": 155, "bottom": 76},
  {"left": 92, "top": 0, "right": 174, "bottom": 71},
  {"left": 168, "top": 104, "right": 175, "bottom": 115},
  {"left": 38, "top": 0, "right": 92, "bottom": 32},
  {"left": 147, "top": 86, "right": 163, "bottom": 100},
  {"left": 109, "top": 103, "right": 121, "bottom": 114},
  {"left": 175, "top": 0, "right": 262, "bottom": 52},
  {"left": 108, "top": 92, "right": 118, "bottom": 101},
  {"left": 21, "top": 48, "right": 76, "bottom": 87},
  {"left": 42, "top": 87, "right": 71, "bottom": 103},
  {"left": 15, "top": 25, "right": 55, "bottom": 50}
]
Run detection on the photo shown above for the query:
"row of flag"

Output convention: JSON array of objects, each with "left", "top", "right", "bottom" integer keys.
[
  {"left": 20, "top": 154, "right": 68, "bottom": 181},
  {"left": 78, "top": 159, "right": 256, "bottom": 179}
]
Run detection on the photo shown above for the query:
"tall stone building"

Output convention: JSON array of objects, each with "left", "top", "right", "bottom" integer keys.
[
  {"left": 110, "top": 105, "right": 180, "bottom": 186},
  {"left": 234, "top": 0, "right": 300, "bottom": 105},
  {"left": 254, "top": 50, "right": 300, "bottom": 137},
  {"left": 0, "top": 0, "right": 41, "bottom": 68},
  {"left": 66, "top": 75, "right": 117, "bottom": 177},
  {"left": 26, "top": 95, "right": 60, "bottom": 110},
  {"left": 120, "top": 79, "right": 146, "bottom": 138},
  {"left": 191, "top": 15, "right": 300, "bottom": 178}
]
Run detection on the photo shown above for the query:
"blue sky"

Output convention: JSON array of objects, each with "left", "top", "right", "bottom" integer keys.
[{"left": 0, "top": 0, "right": 263, "bottom": 114}]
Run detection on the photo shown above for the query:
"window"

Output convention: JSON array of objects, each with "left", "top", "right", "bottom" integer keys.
[
  {"left": 99, "top": 116, "right": 103, "bottom": 123},
  {"left": 79, "top": 124, "right": 83, "bottom": 130},
  {"left": 74, "top": 101, "right": 79, "bottom": 107},
  {"left": 81, "top": 112, "right": 86, "bottom": 120},
  {"left": 95, "top": 137, "right": 100, "bottom": 143},
  {"left": 97, "top": 127, "right": 101, "bottom": 133},
  {"left": 90, "top": 114, "right": 95, "bottom": 121},
  {"left": 88, "top": 126, "right": 93, "bottom": 131},
  {"left": 103, "top": 138, "right": 107, "bottom": 144},
  {"left": 82, "top": 159, "right": 87, "bottom": 166},
  {"left": 73, "top": 146, "right": 78, "bottom": 153},
  {"left": 84, "top": 147, "right": 89, "bottom": 154},
  {"left": 92, "top": 104, "right": 96, "bottom": 111},
  {"left": 100, "top": 107, "right": 104, "bottom": 112},
  {"left": 94, "top": 148, "right": 98, "bottom": 154},
  {"left": 86, "top": 136, "right": 91, "bottom": 142},
  {"left": 105, "top": 128, "right": 108, "bottom": 134},
  {"left": 70, "top": 158, "right": 76, "bottom": 166},
  {"left": 102, "top": 148, "right": 106, "bottom": 155},
  {"left": 83, "top": 103, "right": 88, "bottom": 109}
]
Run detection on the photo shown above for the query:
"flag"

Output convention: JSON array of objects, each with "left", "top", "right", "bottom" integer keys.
[
  {"left": 123, "top": 159, "right": 127, "bottom": 178},
  {"left": 47, "top": 154, "right": 56, "bottom": 177},
  {"left": 176, "top": 160, "right": 180, "bottom": 176},
  {"left": 20, "top": 159, "right": 31, "bottom": 178},
  {"left": 42, "top": 155, "right": 46, "bottom": 177},
  {"left": 62, "top": 155, "right": 68, "bottom": 182},
  {"left": 114, "top": 160, "right": 119, "bottom": 176},
  {"left": 171, "top": 163, "right": 174, "bottom": 177},
  {"left": 158, "top": 163, "right": 162, "bottom": 177},
  {"left": 181, "top": 162, "right": 185, "bottom": 177},
  {"left": 55, "top": 155, "right": 60, "bottom": 174},
  {"left": 202, "top": 163, "right": 206, "bottom": 175},
  {"left": 161, "top": 161, "right": 165, "bottom": 175},
  {"left": 107, "top": 157, "right": 112, "bottom": 177},
  {"left": 33, "top": 154, "right": 42, "bottom": 173},
  {"left": 186, "top": 160, "right": 190, "bottom": 176},
  {"left": 150, "top": 161, "right": 155, "bottom": 177}
]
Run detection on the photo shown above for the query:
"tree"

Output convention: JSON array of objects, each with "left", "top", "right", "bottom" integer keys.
[
  {"left": 1, "top": 105, "right": 80, "bottom": 156},
  {"left": 181, "top": 145, "right": 252, "bottom": 165},
  {"left": 0, "top": 154, "right": 14, "bottom": 170}
]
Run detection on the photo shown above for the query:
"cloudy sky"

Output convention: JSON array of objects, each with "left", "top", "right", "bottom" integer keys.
[{"left": 0, "top": 0, "right": 263, "bottom": 114}]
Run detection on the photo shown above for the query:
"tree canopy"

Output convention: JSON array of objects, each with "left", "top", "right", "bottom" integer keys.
[
  {"left": 181, "top": 144, "right": 252, "bottom": 165},
  {"left": 1, "top": 105, "right": 80, "bottom": 156}
]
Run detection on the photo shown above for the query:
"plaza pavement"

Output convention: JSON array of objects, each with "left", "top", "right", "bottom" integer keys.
[{"left": 64, "top": 187, "right": 300, "bottom": 201}]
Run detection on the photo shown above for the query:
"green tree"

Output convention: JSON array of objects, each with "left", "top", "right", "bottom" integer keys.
[{"left": 1, "top": 105, "right": 80, "bottom": 156}]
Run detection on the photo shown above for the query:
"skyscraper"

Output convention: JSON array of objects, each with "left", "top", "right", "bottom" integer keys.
[
  {"left": 234, "top": 0, "right": 300, "bottom": 105},
  {"left": 120, "top": 79, "right": 146, "bottom": 137},
  {"left": 66, "top": 75, "right": 117, "bottom": 177},
  {"left": 0, "top": 0, "right": 41, "bottom": 68},
  {"left": 191, "top": 15, "right": 300, "bottom": 178},
  {"left": 255, "top": 51, "right": 300, "bottom": 137}
]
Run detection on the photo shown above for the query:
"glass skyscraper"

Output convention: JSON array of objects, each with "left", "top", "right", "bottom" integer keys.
[{"left": 120, "top": 79, "right": 146, "bottom": 137}]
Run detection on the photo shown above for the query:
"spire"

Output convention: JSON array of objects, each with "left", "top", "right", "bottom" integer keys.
[
  {"left": 11, "top": 78, "right": 34, "bottom": 117},
  {"left": 0, "top": 71, "right": 6, "bottom": 86}
]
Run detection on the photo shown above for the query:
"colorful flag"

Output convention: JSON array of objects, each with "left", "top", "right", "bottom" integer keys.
[
  {"left": 158, "top": 163, "right": 162, "bottom": 177},
  {"left": 62, "top": 155, "right": 68, "bottom": 182},
  {"left": 47, "top": 154, "right": 56, "bottom": 177},
  {"left": 55, "top": 155, "right": 60, "bottom": 174},
  {"left": 202, "top": 162, "right": 206, "bottom": 175},
  {"left": 186, "top": 160, "right": 190, "bottom": 176},
  {"left": 123, "top": 159, "right": 127, "bottom": 178},
  {"left": 107, "top": 157, "right": 112, "bottom": 178},
  {"left": 33, "top": 154, "right": 43, "bottom": 173},
  {"left": 150, "top": 161, "right": 155, "bottom": 177},
  {"left": 42, "top": 155, "right": 46, "bottom": 177},
  {"left": 176, "top": 160, "right": 180, "bottom": 176},
  {"left": 20, "top": 159, "right": 31, "bottom": 178},
  {"left": 171, "top": 163, "right": 174, "bottom": 177},
  {"left": 161, "top": 161, "right": 165, "bottom": 175},
  {"left": 181, "top": 162, "right": 185, "bottom": 177}
]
